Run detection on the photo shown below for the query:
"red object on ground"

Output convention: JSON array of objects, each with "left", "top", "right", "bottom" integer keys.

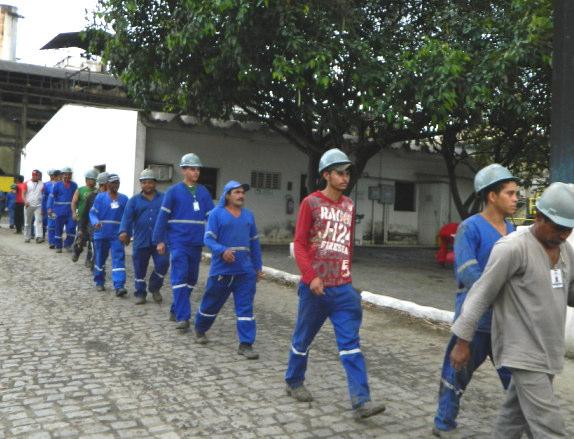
[{"left": 435, "top": 222, "right": 459, "bottom": 266}]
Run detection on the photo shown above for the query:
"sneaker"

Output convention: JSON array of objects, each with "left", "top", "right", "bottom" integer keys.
[
  {"left": 115, "top": 288, "right": 128, "bottom": 297},
  {"left": 175, "top": 320, "right": 190, "bottom": 331},
  {"left": 194, "top": 329, "right": 209, "bottom": 345},
  {"left": 238, "top": 344, "right": 259, "bottom": 360},
  {"left": 72, "top": 253, "right": 80, "bottom": 262},
  {"left": 135, "top": 296, "right": 146, "bottom": 305},
  {"left": 432, "top": 427, "right": 461, "bottom": 438},
  {"left": 353, "top": 401, "right": 386, "bottom": 421},
  {"left": 55, "top": 248, "right": 62, "bottom": 254},
  {"left": 169, "top": 311, "right": 176, "bottom": 322},
  {"left": 96, "top": 285, "right": 105, "bottom": 292},
  {"left": 286, "top": 384, "right": 314, "bottom": 402},
  {"left": 151, "top": 290, "right": 163, "bottom": 304}
]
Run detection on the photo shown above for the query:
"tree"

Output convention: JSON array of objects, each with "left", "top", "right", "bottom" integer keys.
[{"left": 89, "top": 0, "right": 439, "bottom": 192}]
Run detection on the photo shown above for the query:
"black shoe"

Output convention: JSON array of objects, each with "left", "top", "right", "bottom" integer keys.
[
  {"left": 55, "top": 248, "right": 62, "bottom": 254},
  {"left": 238, "top": 343, "right": 259, "bottom": 360},
  {"left": 353, "top": 401, "right": 386, "bottom": 421},
  {"left": 49, "top": 244, "right": 55, "bottom": 249},
  {"left": 169, "top": 312, "right": 176, "bottom": 322},
  {"left": 115, "top": 288, "right": 127, "bottom": 297},
  {"left": 151, "top": 290, "right": 163, "bottom": 304},
  {"left": 134, "top": 296, "right": 146, "bottom": 305},
  {"left": 194, "top": 329, "right": 209, "bottom": 345},
  {"left": 175, "top": 320, "right": 190, "bottom": 331},
  {"left": 72, "top": 253, "right": 80, "bottom": 262},
  {"left": 36, "top": 237, "right": 44, "bottom": 244},
  {"left": 286, "top": 384, "right": 314, "bottom": 402}
]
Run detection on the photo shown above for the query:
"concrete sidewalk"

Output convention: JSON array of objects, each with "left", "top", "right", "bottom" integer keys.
[{"left": 1, "top": 228, "right": 574, "bottom": 438}]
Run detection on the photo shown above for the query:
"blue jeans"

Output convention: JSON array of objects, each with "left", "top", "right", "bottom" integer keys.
[
  {"left": 285, "top": 282, "right": 370, "bottom": 408},
  {"left": 434, "top": 332, "right": 511, "bottom": 431}
]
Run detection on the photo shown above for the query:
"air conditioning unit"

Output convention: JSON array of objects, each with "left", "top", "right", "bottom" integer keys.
[{"left": 147, "top": 163, "right": 173, "bottom": 182}]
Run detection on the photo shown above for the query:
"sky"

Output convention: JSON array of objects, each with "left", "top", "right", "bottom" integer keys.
[{"left": 5, "top": 0, "right": 100, "bottom": 66}]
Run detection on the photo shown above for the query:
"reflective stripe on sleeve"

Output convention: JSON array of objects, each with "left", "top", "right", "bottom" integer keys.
[{"left": 457, "top": 259, "right": 479, "bottom": 274}]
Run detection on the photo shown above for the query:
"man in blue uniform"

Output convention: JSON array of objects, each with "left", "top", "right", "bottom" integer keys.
[
  {"left": 47, "top": 167, "right": 77, "bottom": 253},
  {"left": 153, "top": 153, "right": 214, "bottom": 332},
  {"left": 44, "top": 169, "right": 61, "bottom": 248},
  {"left": 90, "top": 173, "right": 129, "bottom": 297},
  {"left": 119, "top": 169, "right": 169, "bottom": 305},
  {"left": 432, "top": 164, "right": 519, "bottom": 437},
  {"left": 7, "top": 184, "right": 16, "bottom": 229},
  {"left": 194, "top": 181, "right": 263, "bottom": 359}
]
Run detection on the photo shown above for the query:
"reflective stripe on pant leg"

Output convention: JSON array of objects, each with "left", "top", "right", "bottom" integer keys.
[
  {"left": 170, "top": 247, "right": 192, "bottom": 321},
  {"left": 329, "top": 283, "right": 370, "bottom": 408},
  {"left": 93, "top": 239, "right": 109, "bottom": 286},
  {"left": 54, "top": 215, "right": 65, "bottom": 248},
  {"left": 434, "top": 331, "right": 492, "bottom": 432},
  {"left": 149, "top": 247, "right": 169, "bottom": 292},
  {"left": 132, "top": 247, "right": 151, "bottom": 296},
  {"left": 232, "top": 273, "right": 257, "bottom": 345},
  {"left": 63, "top": 217, "right": 77, "bottom": 248},
  {"left": 110, "top": 238, "right": 126, "bottom": 289},
  {"left": 194, "top": 275, "right": 232, "bottom": 334},
  {"left": 285, "top": 282, "right": 330, "bottom": 388}
]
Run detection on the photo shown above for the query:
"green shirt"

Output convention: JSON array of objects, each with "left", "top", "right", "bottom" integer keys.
[{"left": 77, "top": 186, "right": 97, "bottom": 218}]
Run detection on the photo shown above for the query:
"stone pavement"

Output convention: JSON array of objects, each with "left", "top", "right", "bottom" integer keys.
[{"left": 1, "top": 229, "right": 573, "bottom": 439}]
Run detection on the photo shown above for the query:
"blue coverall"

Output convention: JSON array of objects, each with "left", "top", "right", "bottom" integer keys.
[
  {"left": 7, "top": 191, "right": 15, "bottom": 226},
  {"left": 43, "top": 181, "right": 56, "bottom": 245},
  {"left": 90, "top": 192, "right": 128, "bottom": 289},
  {"left": 434, "top": 214, "right": 513, "bottom": 432},
  {"left": 152, "top": 182, "right": 214, "bottom": 322},
  {"left": 194, "top": 180, "right": 263, "bottom": 345},
  {"left": 47, "top": 180, "right": 78, "bottom": 249},
  {"left": 119, "top": 191, "right": 169, "bottom": 298}
]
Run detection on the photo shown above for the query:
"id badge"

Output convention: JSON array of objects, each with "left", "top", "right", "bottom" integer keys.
[
  {"left": 111, "top": 200, "right": 119, "bottom": 209},
  {"left": 193, "top": 201, "right": 200, "bottom": 211},
  {"left": 551, "top": 268, "right": 564, "bottom": 289}
]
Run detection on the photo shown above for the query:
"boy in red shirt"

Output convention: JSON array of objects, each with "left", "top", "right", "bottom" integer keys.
[
  {"left": 14, "top": 175, "right": 26, "bottom": 234},
  {"left": 285, "top": 148, "right": 386, "bottom": 421}
]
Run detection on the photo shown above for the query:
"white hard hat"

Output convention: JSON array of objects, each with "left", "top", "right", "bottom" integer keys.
[
  {"left": 318, "top": 148, "right": 352, "bottom": 174},
  {"left": 536, "top": 182, "right": 574, "bottom": 228},
  {"left": 474, "top": 164, "right": 518, "bottom": 193},
  {"left": 139, "top": 169, "right": 157, "bottom": 181},
  {"left": 179, "top": 153, "right": 203, "bottom": 168}
]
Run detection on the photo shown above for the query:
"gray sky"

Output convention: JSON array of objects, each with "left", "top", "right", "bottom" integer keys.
[{"left": 7, "top": 0, "right": 99, "bottom": 66}]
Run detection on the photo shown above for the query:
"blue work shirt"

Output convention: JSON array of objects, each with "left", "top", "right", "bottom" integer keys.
[
  {"left": 47, "top": 181, "right": 78, "bottom": 216},
  {"left": 204, "top": 180, "right": 263, "bottom": 276},
  {"left": 6, "top": 192, "right": 15, "bottom": 209},
  {"left": 453, "top": 214, "right": 514, "bottom": 333},
  {"left": 119, "top": 191, "right": 164, "bottom": 250},
  {"left": 90, "top": 191, "right": 129, "bottom": 240},
  {"left": 152, "top": 182, "right": 214, "bottom": 248}
]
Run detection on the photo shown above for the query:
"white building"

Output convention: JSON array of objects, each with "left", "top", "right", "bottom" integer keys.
[{"left": 20, "top": 104, "right": 474, "bottom": 245}]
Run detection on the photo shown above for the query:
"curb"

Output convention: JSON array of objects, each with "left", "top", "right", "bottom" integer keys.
[{"left": 201, "top": 251, "right": 574, "bottom": 358}]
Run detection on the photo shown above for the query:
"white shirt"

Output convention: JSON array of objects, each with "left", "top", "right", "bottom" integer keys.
[{"left": 25, "top": 180, "right": 44, "bottom": 207}]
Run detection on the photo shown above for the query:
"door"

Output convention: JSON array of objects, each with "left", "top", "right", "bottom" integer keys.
[{"left": 417, "top": 182, "right": 449, "bottom": 245}]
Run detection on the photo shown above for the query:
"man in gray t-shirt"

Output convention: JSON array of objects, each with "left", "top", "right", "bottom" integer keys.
[{"left": 451, "top": 182, "right": 574, "bottom": 438}]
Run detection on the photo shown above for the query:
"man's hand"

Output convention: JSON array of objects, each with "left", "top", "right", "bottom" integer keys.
[
  {"left": 157, "top": 242, "right": 166, "bottom": 255},
  {"left": 309, "top": 277, "right": 324, "bottom": 296},
  {"left": 450, "top": 339, "right": 471, "bottom": 371},
  {"left": 223, "top": 249, "right": 235, "bottom": 263},
  {"left": 72, "top": 212, "right": 78, "bottom": 221},
  {"left": 25, "top": 202, "right": 30, "bottom": 208},
  {"left": 256, "top": 271, "right": 264, "bottom": 282},
  {"left": 94, "top": 223, "right": 102, "bottom": 230},
  {"left": 119, "top": 232, "right": 130, "bottom": 246}
]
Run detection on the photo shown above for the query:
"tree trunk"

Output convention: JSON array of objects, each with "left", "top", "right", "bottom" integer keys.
[
  {"left": 441, "top": 128, "right": 473, "bottom": 220},
  {"left": 306, "top": 151, "right": 322, "bottom": 193}
]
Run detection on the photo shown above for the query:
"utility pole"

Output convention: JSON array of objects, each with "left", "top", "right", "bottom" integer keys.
[{"left": 550, "top": 0, "right": 574, "bottom": 183}]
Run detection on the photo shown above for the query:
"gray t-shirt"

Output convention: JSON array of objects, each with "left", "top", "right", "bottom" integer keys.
[{"left": 452, "top": 226, "right": 574, "bottom": 374}]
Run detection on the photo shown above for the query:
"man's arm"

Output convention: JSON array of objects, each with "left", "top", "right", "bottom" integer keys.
[
  {"left": 152, "top": 190, "right": 172, "bottom": 247},
  {"left": 293, "top": 199, "right": 316, "bottom": 283},
  {"left": 119, "top": 197, "right": 135, "bottom": 244},
  {"left": 249, "top": 214, "right": 263, "bottom": 278},
  {"left": 71, "top": 189, "right": 80, "bottom": 220},
  {"left": 204, "top": 212, "right": 227, "bottom": 256},
  {"left": 454, "top": 222, "right": 482, "bottom": 289},
  {"left": 89, "top": 194, "right": 101, "bottom": 227}
]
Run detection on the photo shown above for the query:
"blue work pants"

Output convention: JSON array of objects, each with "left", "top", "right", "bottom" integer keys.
[
  {"left": 54, "top": 213, "right": 76, "bottom": 249},
  {"left": 195, "top": 272, "right": 257, "bottom": 345},
  {"left": 132, "top": 246, "right": 169, "bottom": 297},
  {"left": 285, "top": 282, "right": 370, "bottom": 408},
  {"left": 434, "top": 332, "right": 511, "bottom": 432},
  {"left": 169, "top": 246, "right": 202, "bottom": 322},
  {"left": 93, "top": 238, "right": 126, "bottom": 289}
]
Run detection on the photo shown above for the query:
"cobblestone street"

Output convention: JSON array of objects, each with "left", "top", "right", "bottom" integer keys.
[{"left": 1, "top": 228, "right": 574, "bottom": 438}]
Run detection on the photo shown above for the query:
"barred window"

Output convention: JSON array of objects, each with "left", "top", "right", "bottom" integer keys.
[{"left": 251, "top": 171, "right": 281, "bottom": 190}]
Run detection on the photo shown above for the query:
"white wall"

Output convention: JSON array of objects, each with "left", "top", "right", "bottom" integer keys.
[{"left": 20, "top": 104, "right": 140, "bottom": 196}]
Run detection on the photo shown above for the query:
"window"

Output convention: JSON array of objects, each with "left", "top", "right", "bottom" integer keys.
[
  {"left": 199, "top": 167, "right": 218, "bottom": 199},
  {"left": 251, "top": 170, "right": 281, "bottom": 190},
  {"left": 394, "top": 181, "right": 416, "bottom": 212}
]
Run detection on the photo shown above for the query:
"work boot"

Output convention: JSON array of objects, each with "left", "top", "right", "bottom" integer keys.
[
  {"left": 115, "top": 288, "right": 128, "bottom": 297},
  {"left": 353, "top": 401, "right": 386, "bottom": 421},
  {"left": 56, "top": 248, "right": 62, "bottom": 254},
  {"left": 432, "top": 427, "right": 462, "bottom": 438},
  {"left": 175, "top": 320, "right": 190, "bottom": 331},
  {"left": 85, "top": 259, "right": 93, "bottom": 269},
  {"left": 24, "top": 239, "right": 30, "bottom": 243},
  {"left": 72, "top": 252, "right": 80, "bottom": 262},
  {"left": 286, "top": 384, "right": 314, "bottom": 402},
  {"left": 194, "top": 329, "right": 209, "bottom": 345},
  {"left": 135, "top": 296, "right": 146, "bottom": 305},
  {"left": 49, "top": 244, "right": 55, "bottom": 249},
  {"left": 237, "top": 344, "right": 259, "bottom": 360},
  {"left": 151, "top": 290, "right": 163, "bottom": 304},
  {"left": 96, "top": 285, "right": 105, "bottom": 292},
  {"left": 169, "top": 311, "right": 176, "bottom": 322}
]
